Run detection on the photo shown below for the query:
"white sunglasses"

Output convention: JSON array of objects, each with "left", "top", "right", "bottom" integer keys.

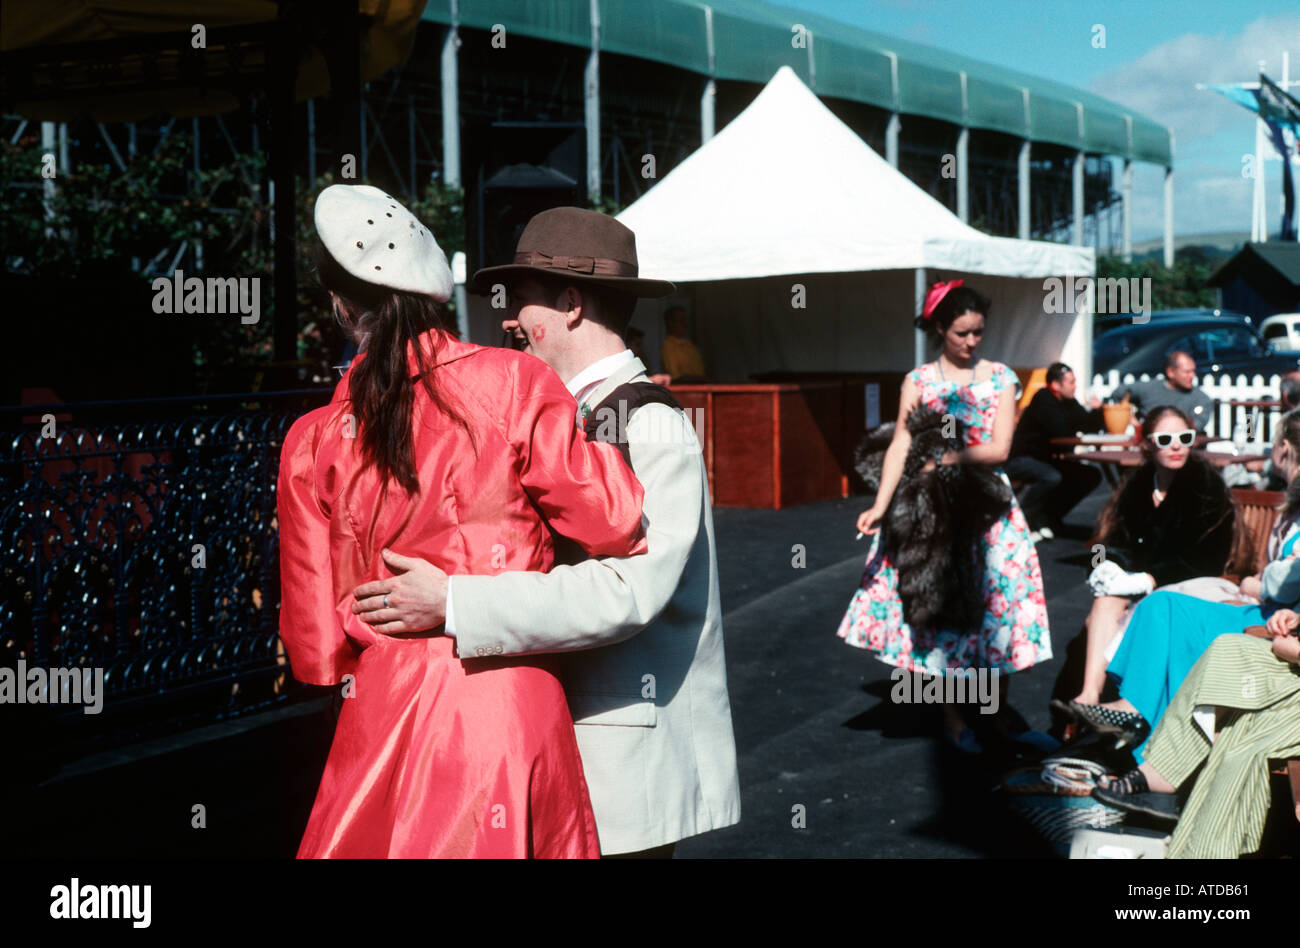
[{"left": 1147, "top": 429, "right": 1196, "bottom": 449}]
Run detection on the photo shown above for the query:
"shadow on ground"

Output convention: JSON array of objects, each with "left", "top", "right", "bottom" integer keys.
[{"left": 6, "top": 482, "right": 1113, "bottom": 858}]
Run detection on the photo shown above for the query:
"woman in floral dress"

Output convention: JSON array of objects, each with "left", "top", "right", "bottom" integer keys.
[{"left": 837, "top": 281, "right": 1052, "bottom": 752}]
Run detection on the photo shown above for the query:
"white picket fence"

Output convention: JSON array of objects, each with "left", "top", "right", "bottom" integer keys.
[{"left": 1090, "top": 370, "right": 1284, "bottom": 452}]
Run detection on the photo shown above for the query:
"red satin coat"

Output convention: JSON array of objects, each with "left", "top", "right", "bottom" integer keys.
[{"left": 277, "top": 329, "right": 647, "bottom": 858}]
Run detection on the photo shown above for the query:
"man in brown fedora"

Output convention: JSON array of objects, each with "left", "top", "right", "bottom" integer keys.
[{"left": 351, "top": 207, "right": 742, "bottom": 857}]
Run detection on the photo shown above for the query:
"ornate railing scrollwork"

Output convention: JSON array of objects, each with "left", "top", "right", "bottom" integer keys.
[{"left": 0, "top": 390, "right": 331, "bottom": 749}]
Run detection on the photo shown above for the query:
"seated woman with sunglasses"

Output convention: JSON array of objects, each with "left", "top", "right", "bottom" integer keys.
[{"left": 1063, "top": 406, "right": 1236, "bottom": 712}]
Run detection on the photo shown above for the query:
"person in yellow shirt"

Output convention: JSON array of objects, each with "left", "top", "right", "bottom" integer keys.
[{"left": 660, "top": 306, "right": 708, "bottom": 381}]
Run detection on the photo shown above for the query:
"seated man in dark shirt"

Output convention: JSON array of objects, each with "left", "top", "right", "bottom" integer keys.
[{"left": 1005, "top": 362, "right": 1106, "bottom": 539}]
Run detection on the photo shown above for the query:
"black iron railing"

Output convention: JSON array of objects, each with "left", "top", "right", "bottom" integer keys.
[{"left": 0, "top": 389, "right": 332, "bottom": 752}]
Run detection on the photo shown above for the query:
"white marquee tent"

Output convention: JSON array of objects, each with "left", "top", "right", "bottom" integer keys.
[{"left": 616, "top": 66, "right": 1097, "bottom": 389}]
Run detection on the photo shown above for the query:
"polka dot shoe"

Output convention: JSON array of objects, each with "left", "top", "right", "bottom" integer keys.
[{"left": 1067, "top": 701, "right": 1150, "bottom": 748}]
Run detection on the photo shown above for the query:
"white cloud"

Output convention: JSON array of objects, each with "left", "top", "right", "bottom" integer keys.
[
  {"left": 1089, "top": 14, "right": 1299, "bottom": 241},
  {"left": 1089, "top": 13, "right": 1300, "bottom": 146}
]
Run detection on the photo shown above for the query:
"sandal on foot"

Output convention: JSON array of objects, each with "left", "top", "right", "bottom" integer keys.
[
  {"left": 1096, "top": 767, "right": 1148, "bottom": 795},
  {"left": 1092, "top": 769, "right": 1179, "bottom": 824}
]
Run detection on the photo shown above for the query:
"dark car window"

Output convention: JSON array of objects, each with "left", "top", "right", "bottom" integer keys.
[
  {"left": 1264, "top": 324, "right": 1289, "bottom": 341},
  {"left": 1094, "top": 332, "right": 1131, "bottom": 368},
  {"left": 1165, "top": 334, "right": 1207, "bottom": 363},
  {"left": 1201, "top": 326, "right": 1268, "bottom": 363}
]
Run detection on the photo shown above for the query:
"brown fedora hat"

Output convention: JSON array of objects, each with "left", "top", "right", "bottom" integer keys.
[{"left": 469, "top": 206, "right": 675, "bottom": 298}]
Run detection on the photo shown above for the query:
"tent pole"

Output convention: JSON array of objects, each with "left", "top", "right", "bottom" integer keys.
[
  {"left": 886, "top": 112, "right": 900, "bottom": 168},
  {"left": 914, "top": 268, "right": 927, "bottom": 369}
]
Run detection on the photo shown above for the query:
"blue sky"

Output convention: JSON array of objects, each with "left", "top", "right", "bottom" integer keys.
[{"left": 780, "top": 0, "right": 1300, "bottom": 243}]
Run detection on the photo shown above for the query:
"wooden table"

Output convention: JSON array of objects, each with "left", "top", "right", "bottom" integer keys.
[
  {"left": 1064, "top": 448, "right": 1270, "bottom": 469},
  {"left": 1049, "top": 434, "right": 1211, "bottom": 449}
]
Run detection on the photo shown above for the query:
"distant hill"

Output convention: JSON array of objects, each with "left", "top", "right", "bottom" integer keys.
[{"left": 1124, "top": 230, "right": 1291, "bottom": 264}]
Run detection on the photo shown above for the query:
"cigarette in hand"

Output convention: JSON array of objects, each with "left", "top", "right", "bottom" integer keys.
[{"left": 855, "top": 532, "right": 864, "bottom": 540}]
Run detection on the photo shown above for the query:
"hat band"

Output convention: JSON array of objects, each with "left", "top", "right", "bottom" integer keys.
[{"left": 513, "top": 251, "right": 638, "bottom": 278}]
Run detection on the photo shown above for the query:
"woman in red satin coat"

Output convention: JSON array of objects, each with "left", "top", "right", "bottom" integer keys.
[{"left": 277, "top": 192, "right": 646, "bottom": 858}]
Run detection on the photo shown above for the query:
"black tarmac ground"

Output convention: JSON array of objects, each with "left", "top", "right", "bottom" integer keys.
[{"left": 3, "top": 486, "right": 1109, "bottom": 859}]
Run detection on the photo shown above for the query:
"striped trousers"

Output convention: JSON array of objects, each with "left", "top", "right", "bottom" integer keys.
[{"left": 1143, "top": 634, "right": 1300, "bottom": 859}]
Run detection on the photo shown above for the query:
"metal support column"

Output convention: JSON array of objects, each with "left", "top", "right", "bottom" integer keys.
[
  {"left": 914, "top": 268, "right": 927, "bottom": 369},
  {"left": 956, "top": 72, "right": 969, "bottom": 223},
  {"left": 441, "top": 0, "right": 461, "bottom": 188},
  {"left": 1122, "top": 158, "right": 1133, "bottom": 263},
  {"left": 41, "top": 121, "right": 55, "bottom": 238},
  {"left": 324, "top": 0, "right": 363, "bottom": 178},
  {"left": 408, "top": 92, "right": 418, "bottom": 201},
  {"left": 956, "top": 127, "right": 969, "bottom": 223},
  {"left": 701, "top": 5, "right": 716, "bottom": 143},
  {"left": 192, "top": 117, "right": 204, "bottom": 271},
  {"left": 270, "top": 17, "right": 300, "bottom": 362},
  {"left": 584, "top": 0, "right": 601, "bottom": 204},
  {"left": 1018, "top": 140, "right": 1030, "bottom": 239},
  {"left": 886, "top": 51, "right": 900, "bottom": 170},
  {"left": 886, "top": 113, "right": 900, "bottom": 169},
  {"left": 306, "top": 99, "right": 316, "bottom": 182},
  {"left": 1072, "top": 150, "right": 1084, "bottom": 246},
  {"left": 1164, "top": 164, "right": 1175, "bottom": 267}
]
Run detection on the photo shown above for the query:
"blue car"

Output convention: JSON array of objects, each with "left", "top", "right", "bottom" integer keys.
[{"left": 1093, "top": 314, "right": 1300, "bottom": 378}]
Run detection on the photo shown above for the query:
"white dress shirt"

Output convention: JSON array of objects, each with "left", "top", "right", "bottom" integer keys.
[
  {"left": 566, "top": 349, "right": 636, "bottom": 408},
  {"left": 444, "top": 348, "right": 636, "bottom": 637}
]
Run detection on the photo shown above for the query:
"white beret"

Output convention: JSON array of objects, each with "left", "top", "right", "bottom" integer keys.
[{"left": 313, "top": 184, "right": 454, "bottom": 301}]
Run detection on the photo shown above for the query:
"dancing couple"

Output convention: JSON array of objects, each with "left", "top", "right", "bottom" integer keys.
[{"left": 277, "top": 185, "right": 740, "bottom": 857}]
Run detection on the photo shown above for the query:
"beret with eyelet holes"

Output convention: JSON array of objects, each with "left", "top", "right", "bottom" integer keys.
[{"left": 314, "top": 184, "right": 453, "bottom": 301}]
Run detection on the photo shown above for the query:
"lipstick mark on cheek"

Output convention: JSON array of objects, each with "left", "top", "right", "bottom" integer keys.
[{"left": 532, "top": 325, "right": 545, "bottom": 344}]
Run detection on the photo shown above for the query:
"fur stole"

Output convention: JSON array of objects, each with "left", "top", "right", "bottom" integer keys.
[{"left": 855, "top": 406, "right": 1012, "bottom": 630}]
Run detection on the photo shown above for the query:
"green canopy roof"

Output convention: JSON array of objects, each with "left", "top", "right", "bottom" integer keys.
[{"left": 422, "top": 0, "right": 1172, "bottom": 165}]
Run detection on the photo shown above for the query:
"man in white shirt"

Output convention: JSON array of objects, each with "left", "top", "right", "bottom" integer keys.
[{"left": 350, "top": 207, "right": 742, "bottom": 857}]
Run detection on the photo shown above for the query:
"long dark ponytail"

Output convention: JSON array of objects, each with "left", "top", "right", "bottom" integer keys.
[{"left": 317, "top": 244, "right": 468, "bottom": 494}]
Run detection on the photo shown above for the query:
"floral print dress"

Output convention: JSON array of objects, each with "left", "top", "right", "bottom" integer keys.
[{"left": 836, "top": 360, "right": 1052, "bottom": 674}]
